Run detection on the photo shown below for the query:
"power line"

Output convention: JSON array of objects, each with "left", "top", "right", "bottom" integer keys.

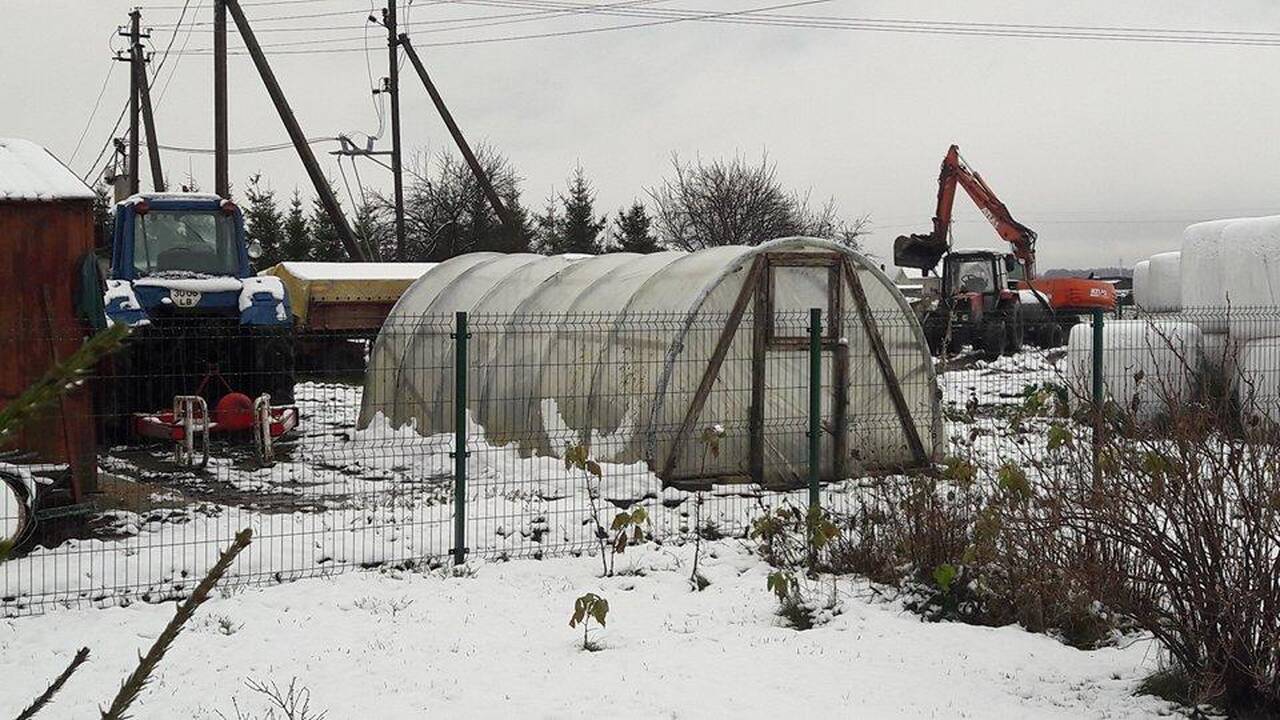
[
  {"left": 68, "top": 56, "right": 118, "bottom": 165},
  {"left": 145, "top": 137, "right": 339, "bottom": 154},
  {"left": 168, "top": 3, "right": 1280, "bottom": 55}
]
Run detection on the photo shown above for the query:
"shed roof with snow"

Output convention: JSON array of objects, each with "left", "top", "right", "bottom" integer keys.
[
  {"left": 0, "top": 138, "right": 95, "bottom": 203},
  {"left": 358, "top": 238, "right": 941, "bottom": 486}
]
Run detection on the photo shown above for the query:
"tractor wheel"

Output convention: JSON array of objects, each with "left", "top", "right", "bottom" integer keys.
[
  {"left": 981, "top": 320, "right": 1006, "bottom": 361},
  {"left": 1006, "top": 315, "right": 1025, "bottom": 354},
  {"left": 254, "top": 334, "right": 296, "bottom": 404},
  {"left": 923, "top": 317, "right": 947, "bottom": 356}
]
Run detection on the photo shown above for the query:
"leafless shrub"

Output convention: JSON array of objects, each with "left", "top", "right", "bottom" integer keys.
[
  {"left": 1021, "top": 394, "right": 1280, "bottom": 712},
  {"left": 647, "top": 153, "right": 866, "bottom": 251},
  {"left": 220, "top": 677, "right": 327, "bottom": 720}
]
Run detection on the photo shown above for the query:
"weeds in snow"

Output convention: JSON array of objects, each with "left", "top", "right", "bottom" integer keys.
[
  {"left": 750, "top": 504, "right": 842, "bottom": 629},
  {"left": 220, "top": 677, "right": 328, "bottom": 720},
  {"left": 569, "top": 592, "right": 610, "bottom": 651}
]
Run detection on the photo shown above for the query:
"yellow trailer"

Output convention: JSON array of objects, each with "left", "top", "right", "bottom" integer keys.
[{"left": 263, "top": 261, "right": 437, "bottom": 334}]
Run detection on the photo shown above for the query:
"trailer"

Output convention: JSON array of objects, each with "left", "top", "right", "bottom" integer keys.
[{"left": 263, "top": 261, "right": 437, "bottom": 373}]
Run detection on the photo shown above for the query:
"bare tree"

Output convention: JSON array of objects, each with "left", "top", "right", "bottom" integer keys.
[
  {"left": 647, "top": 153, "right": 865, "bottom": 251},
  {"left": 401, "top": 145, "right": 532, "bottom": 261}
]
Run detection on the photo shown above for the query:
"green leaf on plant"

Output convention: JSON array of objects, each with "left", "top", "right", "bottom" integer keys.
[{"left": 932, "top": 563, "right": 958, "bottom": 593}]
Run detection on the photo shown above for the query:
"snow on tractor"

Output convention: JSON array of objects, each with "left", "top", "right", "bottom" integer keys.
[{"left": 83, "top": 193, "right": 298, "bottom": 460}]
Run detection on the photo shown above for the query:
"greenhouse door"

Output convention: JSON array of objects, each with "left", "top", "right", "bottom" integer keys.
[{"left": 749, "top": 252, "right": 851, "bottom": 487}]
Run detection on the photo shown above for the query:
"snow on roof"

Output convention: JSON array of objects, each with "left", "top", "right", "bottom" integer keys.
[
  {"left": 0, "top": 138, "right": 95, "bottom": 202},
  {"left": 273, "top": 261, "right": 439, "bottom": 281}
]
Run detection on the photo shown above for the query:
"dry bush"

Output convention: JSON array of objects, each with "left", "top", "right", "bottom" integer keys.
[{"left": 1022, "top": 397, "right": 1280, "bottom": 713}]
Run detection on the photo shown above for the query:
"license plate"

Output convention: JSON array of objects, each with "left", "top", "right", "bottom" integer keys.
[{"left": 171, "top": 289, "right": 202, "bottom": 307}]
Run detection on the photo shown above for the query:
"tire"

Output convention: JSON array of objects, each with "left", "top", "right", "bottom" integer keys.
[
  {"left": 922, "top": 315, "right": 947, "bottom": 356},
  {"left": 254, "top": 333, "right": 296, "bottom": 404},
  {"left": 981, "top": 320, "right": 1006, "bottom": 361},
  {"left": 1006, "top": 314, "right": 1024, "bottom": 354}
]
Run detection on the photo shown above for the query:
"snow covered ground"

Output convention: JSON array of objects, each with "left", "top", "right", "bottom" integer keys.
[{"left": 0, "top": 540, "right": 1173, "bottom": 719}]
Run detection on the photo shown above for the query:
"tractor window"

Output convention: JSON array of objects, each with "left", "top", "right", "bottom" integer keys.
[
  {"left": 134, "top": 211, "right": 239, "bottom": 276},
  {"left": 947, "top": 257, "right": 995, "bottom": 294}
]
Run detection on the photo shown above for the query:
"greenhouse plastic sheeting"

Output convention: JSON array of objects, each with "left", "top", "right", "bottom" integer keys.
[{"left": 358, "top": 237, "right": 941, "bottom": 485}]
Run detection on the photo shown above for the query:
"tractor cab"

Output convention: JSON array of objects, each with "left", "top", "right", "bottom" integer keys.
[{"left": 942, "top": 250, "right": 1017, "bottom": 302}]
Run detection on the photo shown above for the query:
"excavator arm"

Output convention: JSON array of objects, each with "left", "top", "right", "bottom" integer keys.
[{"left": 894, "top": 145, "right": 1039, "bottom": 277}]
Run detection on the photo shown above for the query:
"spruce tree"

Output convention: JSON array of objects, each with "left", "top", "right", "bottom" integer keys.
[
  {"left": 243, "top": 174, "right": 285, "bottom": 268},
  {"left": 308, "top": 194, "right": 344, "bottom": 261},
  {"left": 557, "top": 166, "right": 606, "bottom": 255},
  {"left": 535, "top": 165, "right": 606, "bottom": 255},
  {"left": 281, "top": 190, "right": 311, "bottom": 261},
  {"left": 612, "top": 201, "right": 660, "bottom": 253}
]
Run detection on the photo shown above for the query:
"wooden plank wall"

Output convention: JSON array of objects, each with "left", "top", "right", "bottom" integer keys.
[{"left": 0, "top": 200, "right": 98, "bottom": 498}]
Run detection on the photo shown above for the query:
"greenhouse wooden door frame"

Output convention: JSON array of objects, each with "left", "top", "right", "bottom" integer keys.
[{"left": 662, "top": 250, "right": 925, "bottom": 487}]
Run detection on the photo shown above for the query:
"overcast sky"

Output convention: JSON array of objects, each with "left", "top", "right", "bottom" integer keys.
[{"left": 5, "top": 0, "right": 1280, "bottom": 269}]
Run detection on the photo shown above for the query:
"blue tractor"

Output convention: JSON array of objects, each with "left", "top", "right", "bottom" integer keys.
[{"left": 86, "top": 193, "right": 296, "bottom": 433}]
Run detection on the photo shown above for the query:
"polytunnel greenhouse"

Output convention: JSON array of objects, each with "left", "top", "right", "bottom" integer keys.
[{"left": 358, "top": 237, "right": 942, "bottom": 487}]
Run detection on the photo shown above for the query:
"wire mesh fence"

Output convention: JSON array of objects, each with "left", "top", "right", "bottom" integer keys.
[{"left": 2, "top": 305, "right": 1279, "bottom": 614}]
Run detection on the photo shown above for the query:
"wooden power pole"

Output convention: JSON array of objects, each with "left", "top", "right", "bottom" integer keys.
[
  {"left": 224, "top": 0, "right": 366, "bottom": 261},
  {"left": 386, "top": 0, "right": 406, "bottom": 260},
  {"left": 399, "top": 34, "right": 514, "bottom": 234},
  {"left": 214, "top": 0, "right": 229, "bottom": 197},
  {"left": 126, "top": 10, "right": 141, "bottom": 196}
]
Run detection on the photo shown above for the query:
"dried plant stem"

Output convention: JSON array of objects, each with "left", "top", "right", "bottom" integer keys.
[
  {"left": 16, "top": 647, "right": 90, "bottom": 720},
  {"left": 100, "top": 528, "right": 253, "bottom": 720}
]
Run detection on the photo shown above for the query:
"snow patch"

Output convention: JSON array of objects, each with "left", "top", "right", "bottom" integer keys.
[{"left": 238, "top": 275, "right": 286, "bottom": 312}]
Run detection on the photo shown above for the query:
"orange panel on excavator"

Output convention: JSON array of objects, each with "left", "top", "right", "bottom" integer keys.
[{"left": 1023, "top": 277, "right": 1116, "bottom": 312}]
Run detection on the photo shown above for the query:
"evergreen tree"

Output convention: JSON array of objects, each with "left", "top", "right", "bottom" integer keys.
[
  {"left": 280, "top": 190, "right": 311, "bottom": 261},
  {"left": 92, "top": 183, "right": 114, "bottom": 250},
  {"left": 308, "top": 194, "right": 344, "bottom": 262},
  {"left": 536, "top": 165, "right": 606, "bottom": 255},
  {"left": 611, "top": 201, "right": 660, "bottom": 253},
  {"left": 243, "top": 174, "right": 285, "bottom": 268}
]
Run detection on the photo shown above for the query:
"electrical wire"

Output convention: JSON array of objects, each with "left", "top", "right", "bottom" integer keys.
[
  {"left": 68, "top": 55, "right": 118, "bottom": 165},
  {"left": 143, "top": 137, "right": 339, "bottom": 154},
  {"left": 156, "top": 0, "right": 208, "bottom": 108},
  {"left": 170, "top": 2, "right": 1280, "bottom": 55},
  {"left": 82, "top": 0, "right": 196, "bottom": 181}
]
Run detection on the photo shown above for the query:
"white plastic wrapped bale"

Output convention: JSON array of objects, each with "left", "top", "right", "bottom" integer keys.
[
  {"left": 1130, "top": 260, "right": 1150, "bottom": 310},
  {"left": 1066, "top": 319, "right": 1203, "bottom": 424},
  {"left": 1236, "top": 337, "right": 1280, "bottom": 428},
  {"left": 1182, "top": 215, "right": 1280, "bottom": 336},
  {"left": 1142, "top": 251, "right": 1182, "bottom": 312},
  {"left": 1180, "top": 219, "right": 1231, "bottom": 332}
]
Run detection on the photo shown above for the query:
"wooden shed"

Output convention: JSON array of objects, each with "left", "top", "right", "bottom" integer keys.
[{"left": 0, "top": 138, "right": 99, "bottom": 501}]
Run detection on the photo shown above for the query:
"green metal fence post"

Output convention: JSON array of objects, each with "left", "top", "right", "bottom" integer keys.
[
  {"left": 452, "top": 311, "right": 470, "bottom": 566},
  {"left": 1091, "top": 309, "right": 1104, "bottom": 490},
  {"left": 1091, "top": 309, "right": 1104, "bottom": 410},
  {"left": 808, "top": 307, "right": 822, "bottom": 511}
]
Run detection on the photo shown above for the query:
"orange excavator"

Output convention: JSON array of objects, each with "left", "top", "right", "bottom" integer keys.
[{"left": 895, "top": 145, "right": 1115, "bottom": 357}]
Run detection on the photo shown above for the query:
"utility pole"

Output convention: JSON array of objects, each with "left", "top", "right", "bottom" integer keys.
[
  {"left": 136, "top": 44, "right": 165, "bottom": 192},
  {"left": 224, "top": 0, "right": 366, "bottom": 261},
  {"left": 385, "top": 0, "right": 406, "bottom": 260},
  {"left": 214, "top": 0, "right": 229, "bottom": 197},
  {"left": 126, "top": 10, "right": 141, "bottom": 196},
  {"left": 400, "top": 34, "right": 514, "bottom": 233}
]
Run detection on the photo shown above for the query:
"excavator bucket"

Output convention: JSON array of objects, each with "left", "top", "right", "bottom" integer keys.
[{"left": 893, "top": 233, "right": 949, "bottom": 271}]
